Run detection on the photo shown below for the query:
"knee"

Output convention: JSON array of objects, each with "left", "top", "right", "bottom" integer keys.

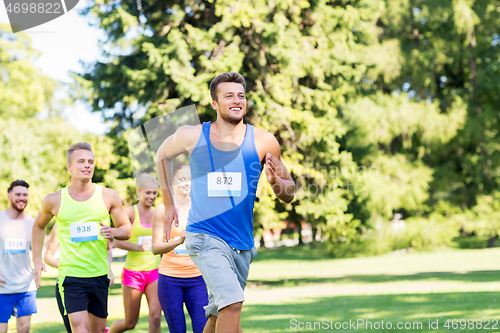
[
  {"left": 74, "top": 326, "right": 90, "bottom": 333},
  {"left": 124, "top": 319, "right": 138, "bottom": 330},
  {"left": 221, "top": 302, "right": 242, "bottom": 314},
  {"left": 149, "top": 311, "right": 162, "bottom": 325},
  {"left": 18, "top": 323, "right": 30, "bottom": 333}
]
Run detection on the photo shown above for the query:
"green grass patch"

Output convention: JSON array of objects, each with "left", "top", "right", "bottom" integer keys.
[{"left": 9, "top": 246, "right": 500, "bottom": 332}]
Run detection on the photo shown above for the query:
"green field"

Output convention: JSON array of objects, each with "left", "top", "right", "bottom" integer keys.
[{"left": 10, "top": 246, "right": 500, "bottom": 332}]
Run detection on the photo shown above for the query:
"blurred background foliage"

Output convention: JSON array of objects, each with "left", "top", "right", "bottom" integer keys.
[{"left": 1, "top": 0, "right": 500, "bottom": 256}]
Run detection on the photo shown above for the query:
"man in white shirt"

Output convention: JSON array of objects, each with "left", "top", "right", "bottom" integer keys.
[{"left": 0, "top": 180, "right": 36, "bottom": 333}]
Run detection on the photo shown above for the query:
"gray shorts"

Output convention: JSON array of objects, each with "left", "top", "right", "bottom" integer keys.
[{"left": 185, "top": 231, "right": 258, "bottom": 318}]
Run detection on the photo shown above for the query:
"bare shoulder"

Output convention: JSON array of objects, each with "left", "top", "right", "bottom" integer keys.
[
  {"left": 177, "top": 124, "right": 202, "bottom": 136},
  {"left": 101, "top": 187, "right": 122, "bottom": 205},
  {"left": 153, "top": 203, "right": 165, "bottom": 216},
  {"left": 124, "top": 205, "right": 135, "bottom": 221},
  {"left": 176, "top": 124, "right": 203, "bottom": 150},
  {"left": 43, "top": 191, "right": 61, "bottom": 209},
  {"left": 253, "top": 127, "right": 280, "bottom": 158}
]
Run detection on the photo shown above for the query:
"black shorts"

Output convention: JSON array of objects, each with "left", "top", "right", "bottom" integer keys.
[
  {"left": 58, "top": 275, "right": 109, "bottom": 318},
  {"left": 55, "top": 279, "right": 72, "bottom": 333}
]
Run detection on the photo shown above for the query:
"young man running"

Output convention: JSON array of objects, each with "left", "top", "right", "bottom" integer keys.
[
  {"left": 32, "top": 142, "right": 132, "bottom": 333},
  {"left": 0, "top": 180, "right": 36, "bottom": 333},
  {"left": 156, "top": 72, "right": 295, "bottom": 333}
]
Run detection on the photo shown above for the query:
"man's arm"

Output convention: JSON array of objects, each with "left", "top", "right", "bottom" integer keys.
[
  {"left": 261, "top": 132, "right": 295, "bottom": 203},
  {"left": 43, "top": 225, "right": 60, "bottom": 269},
  {"left": 107, "top": 240, "right": 114, "bottom": 286},
  {"left": 32, "top": 193, "right": 57, "bottom": 288},
  {"left": 100, "top": 189, "right": 132, "bottom": 241},
  {"left": 113, "top": 206, "right": 146, "bottom": 251},
  {"left": 156, "top": 125, "right": 199, "bottom": 239}
]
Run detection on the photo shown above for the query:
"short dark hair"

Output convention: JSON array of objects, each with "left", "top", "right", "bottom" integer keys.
[
  {"left": 8, "top": 180, "right": 29, "bottom": 193},
  {"left": 210, "top": 72, "right": 246, "bottom": 101}
]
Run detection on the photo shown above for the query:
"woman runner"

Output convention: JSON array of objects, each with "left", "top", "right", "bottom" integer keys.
[
  {"left": 108, "top": 173, "right": 161, "bottom": 333},
  {"left": 152, "top": 163, "right": 208, "bottom": 333}
]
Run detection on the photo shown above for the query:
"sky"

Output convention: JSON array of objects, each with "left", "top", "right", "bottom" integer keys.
[{"left": 0, "top": 0, "right": 109, "bottom": 134}]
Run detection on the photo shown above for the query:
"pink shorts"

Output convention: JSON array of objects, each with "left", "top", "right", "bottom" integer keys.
[{"left": 121, "top": 268, "right": 159, "bottom": 292}]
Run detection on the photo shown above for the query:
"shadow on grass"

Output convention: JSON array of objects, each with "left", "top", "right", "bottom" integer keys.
[
  {"left": 248, "top": 270, "right": 500, "bottom": 288},
  {"left": 242, "top": 291, "right": 500, "bottom": 333}
]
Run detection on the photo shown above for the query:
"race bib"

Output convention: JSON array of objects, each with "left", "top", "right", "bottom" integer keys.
[
  {"left": 207, "top": 172, "right": 241, "bottom": 197},
  {"left": 70, "top": 222, "right": 98, "bottom": 242},
  {"left": 173, "top": 237, "right": 187, "bottom": 254},
  {"left": 138, "top": 236, "right": 152, "bottom": 251},
  {"left": 4, "top": 238, "right": 26, "bottom": 254}
]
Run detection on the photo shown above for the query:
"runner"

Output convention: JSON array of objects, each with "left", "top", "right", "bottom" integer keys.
[
  {"left": 156, "top": 72, "right": 295, "bottom": 333},
  {"left": 32, "top": 142, "right": 132, "bottom": 333},
  {"left": 152, "top": 163, "right": 208, "bottom": 333},
  {"left": 44, "top": 224, "right": 115, "bottom": 333},
  {"left": 108, "top": 173, "right": 161, "bottom": 333},
  {"left": 0, "top": 180, "right": 36, "bottom": 333}
]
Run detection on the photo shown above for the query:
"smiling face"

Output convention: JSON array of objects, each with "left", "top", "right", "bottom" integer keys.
[
  {"left": 212, "top": 82, "right": 247, "bottom": 125},
  {"left": 137, "top": 183, "right": 158, "bottom": 208},
  {"left": 67, "top": 149, "right": 95, "bottom": 181},
  {"left": 173, "top": 166, "right": 191, "bottom": 197},
  {"left": 8, "top": 186, "right": 28, "bottom": 213}
]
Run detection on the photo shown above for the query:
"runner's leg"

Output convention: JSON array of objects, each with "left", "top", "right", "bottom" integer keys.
[
  {"left": 89, "top": 313, "right": 107, "bottom": 333},
  {"left": 183, "top": 276, "right": 208, "bottom": 333},
  {"left": 158, "top": 274, "right": 186, "bottom": 333},
  {"left": 144, "top": 280, "right": 161, "bottom": 333},
  {"left": 202, "top": 316, "right": 216, "bottom": 333},
  {"left": 15, "top": 315, "right": 31, "bottom": 333},
  {"left": 108, "top": 284, "right": 142, "bottom": 333},
  {"left": 68, "top": 310, "right": 91, "bottom": 333}
]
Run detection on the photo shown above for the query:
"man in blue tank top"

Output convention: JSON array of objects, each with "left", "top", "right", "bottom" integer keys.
[{"left": 157, "top": 72, "right": 295, "bottom": 333}]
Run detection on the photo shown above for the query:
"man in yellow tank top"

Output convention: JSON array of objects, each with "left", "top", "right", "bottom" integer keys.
[{"left": 32, "top": 142, "right": 132, "bottom": 333}]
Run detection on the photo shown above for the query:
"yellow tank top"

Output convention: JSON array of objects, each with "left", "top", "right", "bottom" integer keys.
[
  {"left": 125, "top": 205, "right": 160, "bottom": 271},
  {"left": 56, "top": 184, "right": 109, "bottom": 278}
]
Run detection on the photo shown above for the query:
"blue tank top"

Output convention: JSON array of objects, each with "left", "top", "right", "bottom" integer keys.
[{"left": 186, "top": 122, "right": 262, "bottom": 250}]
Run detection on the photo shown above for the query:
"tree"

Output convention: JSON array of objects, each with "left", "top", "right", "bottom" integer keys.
[
  {"left": 82, "top": 0, "right": 496, "bottom": 256},
  {"left": 0, "top": 24, "right": 120, "bottom": 216}
]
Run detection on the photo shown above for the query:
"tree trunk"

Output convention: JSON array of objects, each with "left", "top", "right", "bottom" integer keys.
[
  {"left": 297, "top": 222, "right": 304, "bottom": 245},
  {"left": 487, "top": 235, "right": 498, "bottom": 248}
]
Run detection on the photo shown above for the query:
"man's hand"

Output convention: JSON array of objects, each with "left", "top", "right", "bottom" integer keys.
[
  {"left": 34, "top": 261, "right": 46, "bottom": 289},
  {"left": 99, "top": 222, "right": 116, "bottom": 239},
  {"left": 265, "top": 153, "right": 279, "bottom": 185},
  {"left": 164, "top": 206, "right": 179, "bottom": 241},
  {"left": 109, "top": 269, "right": 114, "bottom": 287},
  {"left": 0, "top": 272, "right": 6, "bottom": 287}
]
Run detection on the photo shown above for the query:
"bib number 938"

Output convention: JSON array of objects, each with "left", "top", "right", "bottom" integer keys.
[{"left": 70, "top": 222, "right": 98, "bottom": 242}]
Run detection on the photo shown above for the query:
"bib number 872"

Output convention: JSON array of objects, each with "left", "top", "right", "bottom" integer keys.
[
  {"left": 77, "top": 226, "right": 92, "bottom": 233},
  {"left": 217, "top": 177, "right": 233, "bottom": 185}
]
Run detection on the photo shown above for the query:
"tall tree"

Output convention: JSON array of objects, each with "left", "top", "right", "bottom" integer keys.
[
  {"left": 83, "top": 0, "right": 486, "bottom": 255},
  {"left": 0, "top": 24, "right": 119, "bottom": 215}
]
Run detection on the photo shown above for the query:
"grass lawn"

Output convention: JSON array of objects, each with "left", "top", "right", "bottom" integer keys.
[{"left": 10, "top": 246, "right": 500, "bottom": 332}]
